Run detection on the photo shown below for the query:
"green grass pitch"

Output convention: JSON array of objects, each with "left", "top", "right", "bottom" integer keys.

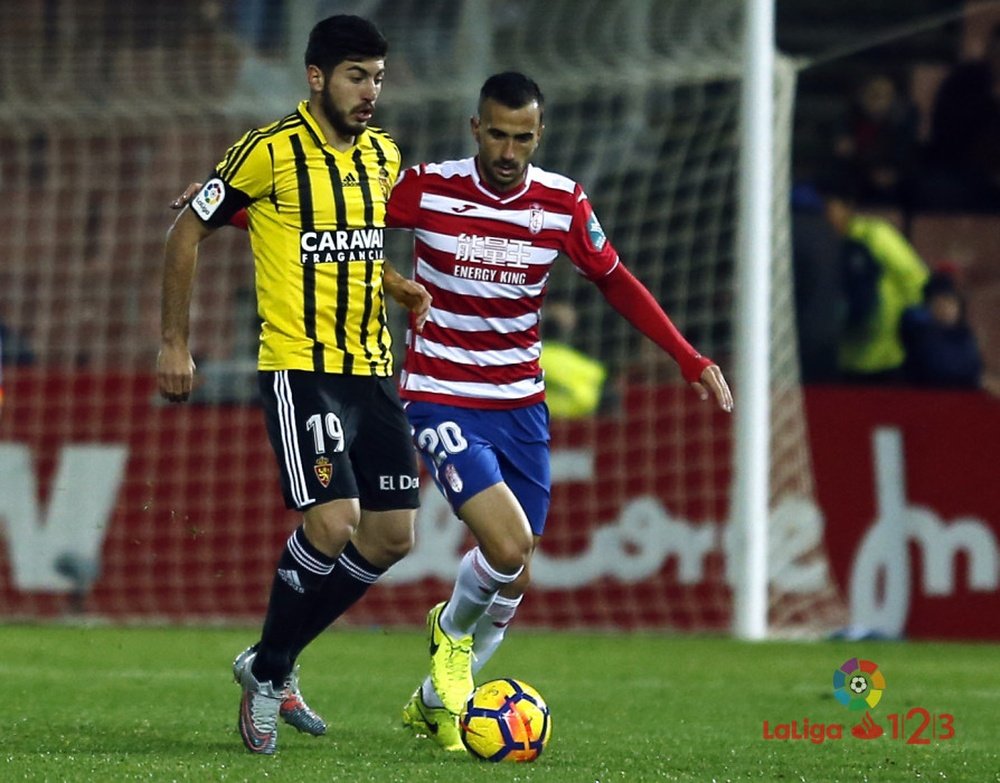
[{"left": 5, "top": 624, "right": 998, "bottom": 782}]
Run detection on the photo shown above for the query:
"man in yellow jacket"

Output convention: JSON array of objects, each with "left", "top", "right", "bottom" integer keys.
[
  {"left": 823, "top": 189, "right": 929, "bottom": 382},
  {"left": 538, "top": 301, "right": 609, "bottom": 418}
]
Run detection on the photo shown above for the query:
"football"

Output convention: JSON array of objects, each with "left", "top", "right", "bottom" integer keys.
[{"left": 458, "top": 678, "right": 551, "bottom": 762}]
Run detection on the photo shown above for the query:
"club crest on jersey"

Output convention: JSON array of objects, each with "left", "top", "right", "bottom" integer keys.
[
  {"left": 314, "top": 456, "right": 333, "bottom": 487},
  {"left": 529, "top": 203, "right": 544, "bottom": 235},
  {"left": 586, "top": 212, "right": 607, "bottom": 250},
  {"left": 378, "top": 167, "right": 392, "bottom": 201},
  {"left": 443, "top": 463, "right": 463, "bottom": 494}
]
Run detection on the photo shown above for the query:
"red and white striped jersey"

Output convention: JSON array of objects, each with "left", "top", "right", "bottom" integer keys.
[{"left": 386, "top": 157, "right": 619, "bottom": 409}]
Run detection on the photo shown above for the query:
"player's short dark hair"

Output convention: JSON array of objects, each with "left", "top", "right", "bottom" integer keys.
[
  {"left": 479, "top": 72, "right": 545, "bottom": 117},
  {"left": 305, "top": 15, "right": 388, "bottom": 74}
]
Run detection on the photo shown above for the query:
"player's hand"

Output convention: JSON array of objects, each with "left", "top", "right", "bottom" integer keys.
[
  {"left": 691, "top": 364, "right": 733, "bottom": 413},
  {"left": 157, "top": 343, "right": 196, "bottom": 402},
  {"left": 170, "top": 182, "right": 203, "bottom": 210},
  {"left": 383, "top": 266, "right": 432, "bottom": 333}
]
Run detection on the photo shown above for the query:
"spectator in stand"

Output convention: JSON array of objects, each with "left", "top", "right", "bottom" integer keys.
[
  {"left": 901, "top": 271, "right": 983, "bottom": 389},
  {"left": 538, "top": 300, "right": 612, "bottom": 419},
  {"left": 790, "top": 182, "right": 845, "bottom": 383},
  {"left": 920, "top": 21, "right": 1000, "bottom": 210},
  {"left": 0, "top": 321, "right": 34, "bottom": 366},
  {"left": 229, "top": 0, "right": 286, "bottom": 56},
  {"left": 820, "top": 180, "right": 929, "bottom": 383},
  {"left": 0, "top": 320, "right": 36, "bottom": 416},
  {"left": 831, "top": 72, "right": 919, "bottom": 207}
]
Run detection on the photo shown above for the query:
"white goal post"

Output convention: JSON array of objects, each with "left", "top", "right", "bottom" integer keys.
[{"left": 733, "top": 0, "right": 775, "bottom": 640}]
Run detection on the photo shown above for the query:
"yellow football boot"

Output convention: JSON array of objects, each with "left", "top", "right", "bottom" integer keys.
[
  {"left": 401, "top": 687, "right": 465, "bottom": 752},
  {"left": 426, "top": 601, "right": 475, "bottom": 715}
]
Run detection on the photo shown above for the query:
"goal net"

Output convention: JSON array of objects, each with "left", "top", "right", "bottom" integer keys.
[{"left": 0, "top": 0, "right": 846, "bottom": 634}]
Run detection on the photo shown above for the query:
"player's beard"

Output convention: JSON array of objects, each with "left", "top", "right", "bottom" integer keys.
[
  {"left": 320, "top": 90, "right": 369, "bottom": 139},
  {"left": 485, "top": 157, "right": 525, "bottom": 191}
]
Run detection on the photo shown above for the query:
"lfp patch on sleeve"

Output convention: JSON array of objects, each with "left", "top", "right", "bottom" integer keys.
[
  {"left": 191, "top": 178, "right": 226, "bottom": 221},
  {"left": 587, "top": 212, "right": 607, "bottom": 250}
]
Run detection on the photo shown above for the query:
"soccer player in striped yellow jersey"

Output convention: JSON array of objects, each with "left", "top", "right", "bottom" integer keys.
[{"left": 157, "top": 15, "right": 429, "bottom": 755}]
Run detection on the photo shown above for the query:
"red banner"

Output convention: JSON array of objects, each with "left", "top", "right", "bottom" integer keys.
[
  {"left": 0, "top": 370, "right": 734, "bottom": 628},
  {"left": 808, "top": 387, "right": 1000, "bottom": 640},
  {"left": 1, "top": 370, "right": 997, "bottom": 638}
]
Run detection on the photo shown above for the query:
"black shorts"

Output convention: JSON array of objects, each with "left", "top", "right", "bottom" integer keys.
[{"left": 258, "top": 370, "right": 420, "bottom": 512}]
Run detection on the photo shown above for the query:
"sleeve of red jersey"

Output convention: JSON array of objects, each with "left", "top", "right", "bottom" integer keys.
[
  {"left": 563, "top": 188, "right": 619, "bottom": 280},
  {"left": 229, "top": 208, "right": 248, "bottom": 231},
  {"left": 594, "top": 262, "right": 714, "bottom": 384},
  {"left": 562, "top": 190, "right": 711, "bottom": 382},
  {"left": 385, "top": 165, "right": 423, "bottom": 229}
]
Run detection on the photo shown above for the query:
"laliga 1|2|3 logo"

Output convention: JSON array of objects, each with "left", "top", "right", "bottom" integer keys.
[{"left": 762, "top": 657, "right": 956, "bottom": 745}]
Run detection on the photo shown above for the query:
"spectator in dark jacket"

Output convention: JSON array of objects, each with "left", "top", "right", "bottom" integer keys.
[
  {"left": 920, "top": 22, "right": 1000, "bottom": 210},
  {"left": 831, "top": 73, "right": 919, "bottom": 206},
  {"left": 901, "top": 272, "right": 982, "bottom": 389}
]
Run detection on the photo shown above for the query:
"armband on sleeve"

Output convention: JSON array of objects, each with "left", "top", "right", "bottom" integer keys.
[{"left": 188, "top": 176, "right": 252, "bottom": 229}]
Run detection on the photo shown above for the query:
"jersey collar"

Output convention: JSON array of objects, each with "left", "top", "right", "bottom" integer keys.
[
  {"left": 470, "top": 156, "right": 533, "bottom": 204},
  {"left": 297, "top": 100, "right": 366, "bottom": 153}
]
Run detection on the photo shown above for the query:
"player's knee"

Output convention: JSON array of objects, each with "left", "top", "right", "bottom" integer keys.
[
  {"left": 313, "top": 522, "right": 355, "bottom": 555},
  {"left": 303, "top": 511, "right": 358, "bottom": 557},
  {"left": 506, "top": 564, "right": 531, "bottom": 595},
  {"left": 377, "top": 525, "right": 414, "bottom": 564},
  {"left": 483, "top": 534, "right": 532, "bottom": 576},
  {"left": 353, "top": 510, "right": 415, "bottom": 568}
]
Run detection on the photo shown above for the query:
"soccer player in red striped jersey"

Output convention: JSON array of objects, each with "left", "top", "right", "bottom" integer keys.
[{"left": 386, "top": 72, "right": 732, "bottom": 749}]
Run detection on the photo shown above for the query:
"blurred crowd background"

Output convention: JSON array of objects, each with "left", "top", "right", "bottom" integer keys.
[
  {"left": 0, "top": 0, "right": 996, "bottom": 403},
  {"left": 783, "top": 0, "right": 998, "bottom": 396}
]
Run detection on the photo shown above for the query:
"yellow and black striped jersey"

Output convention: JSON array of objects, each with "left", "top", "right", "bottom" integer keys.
[{"left": 190, "top": 100, "right": 401, "bottom": 375}]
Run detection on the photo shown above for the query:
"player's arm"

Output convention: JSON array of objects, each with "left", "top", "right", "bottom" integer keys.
[
  {"left": 594, "top": 263, "right": 733, "bottom": 413},
  {"left": 383, "top": 261, "right": 431, "bottom": 333},
  {"left": 172, "top": 182, "right": 248, "bottom": 230},
  {"left": 158, "top": 208, "right": 215, "bottom": 402},
  {"left": 381, "top": 166, "right": 432, "bottom": 331}
]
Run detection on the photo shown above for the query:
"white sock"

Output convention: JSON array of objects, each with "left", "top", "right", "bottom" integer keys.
[
  {"left": 472, "top": 594, "right": 522, "bottom": 676},
  {"left": 422, "top": 593, "right": 523, "bottom": 708},
  {"left": 440, "top": 547, "right": 521, "bottom": 637}
]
